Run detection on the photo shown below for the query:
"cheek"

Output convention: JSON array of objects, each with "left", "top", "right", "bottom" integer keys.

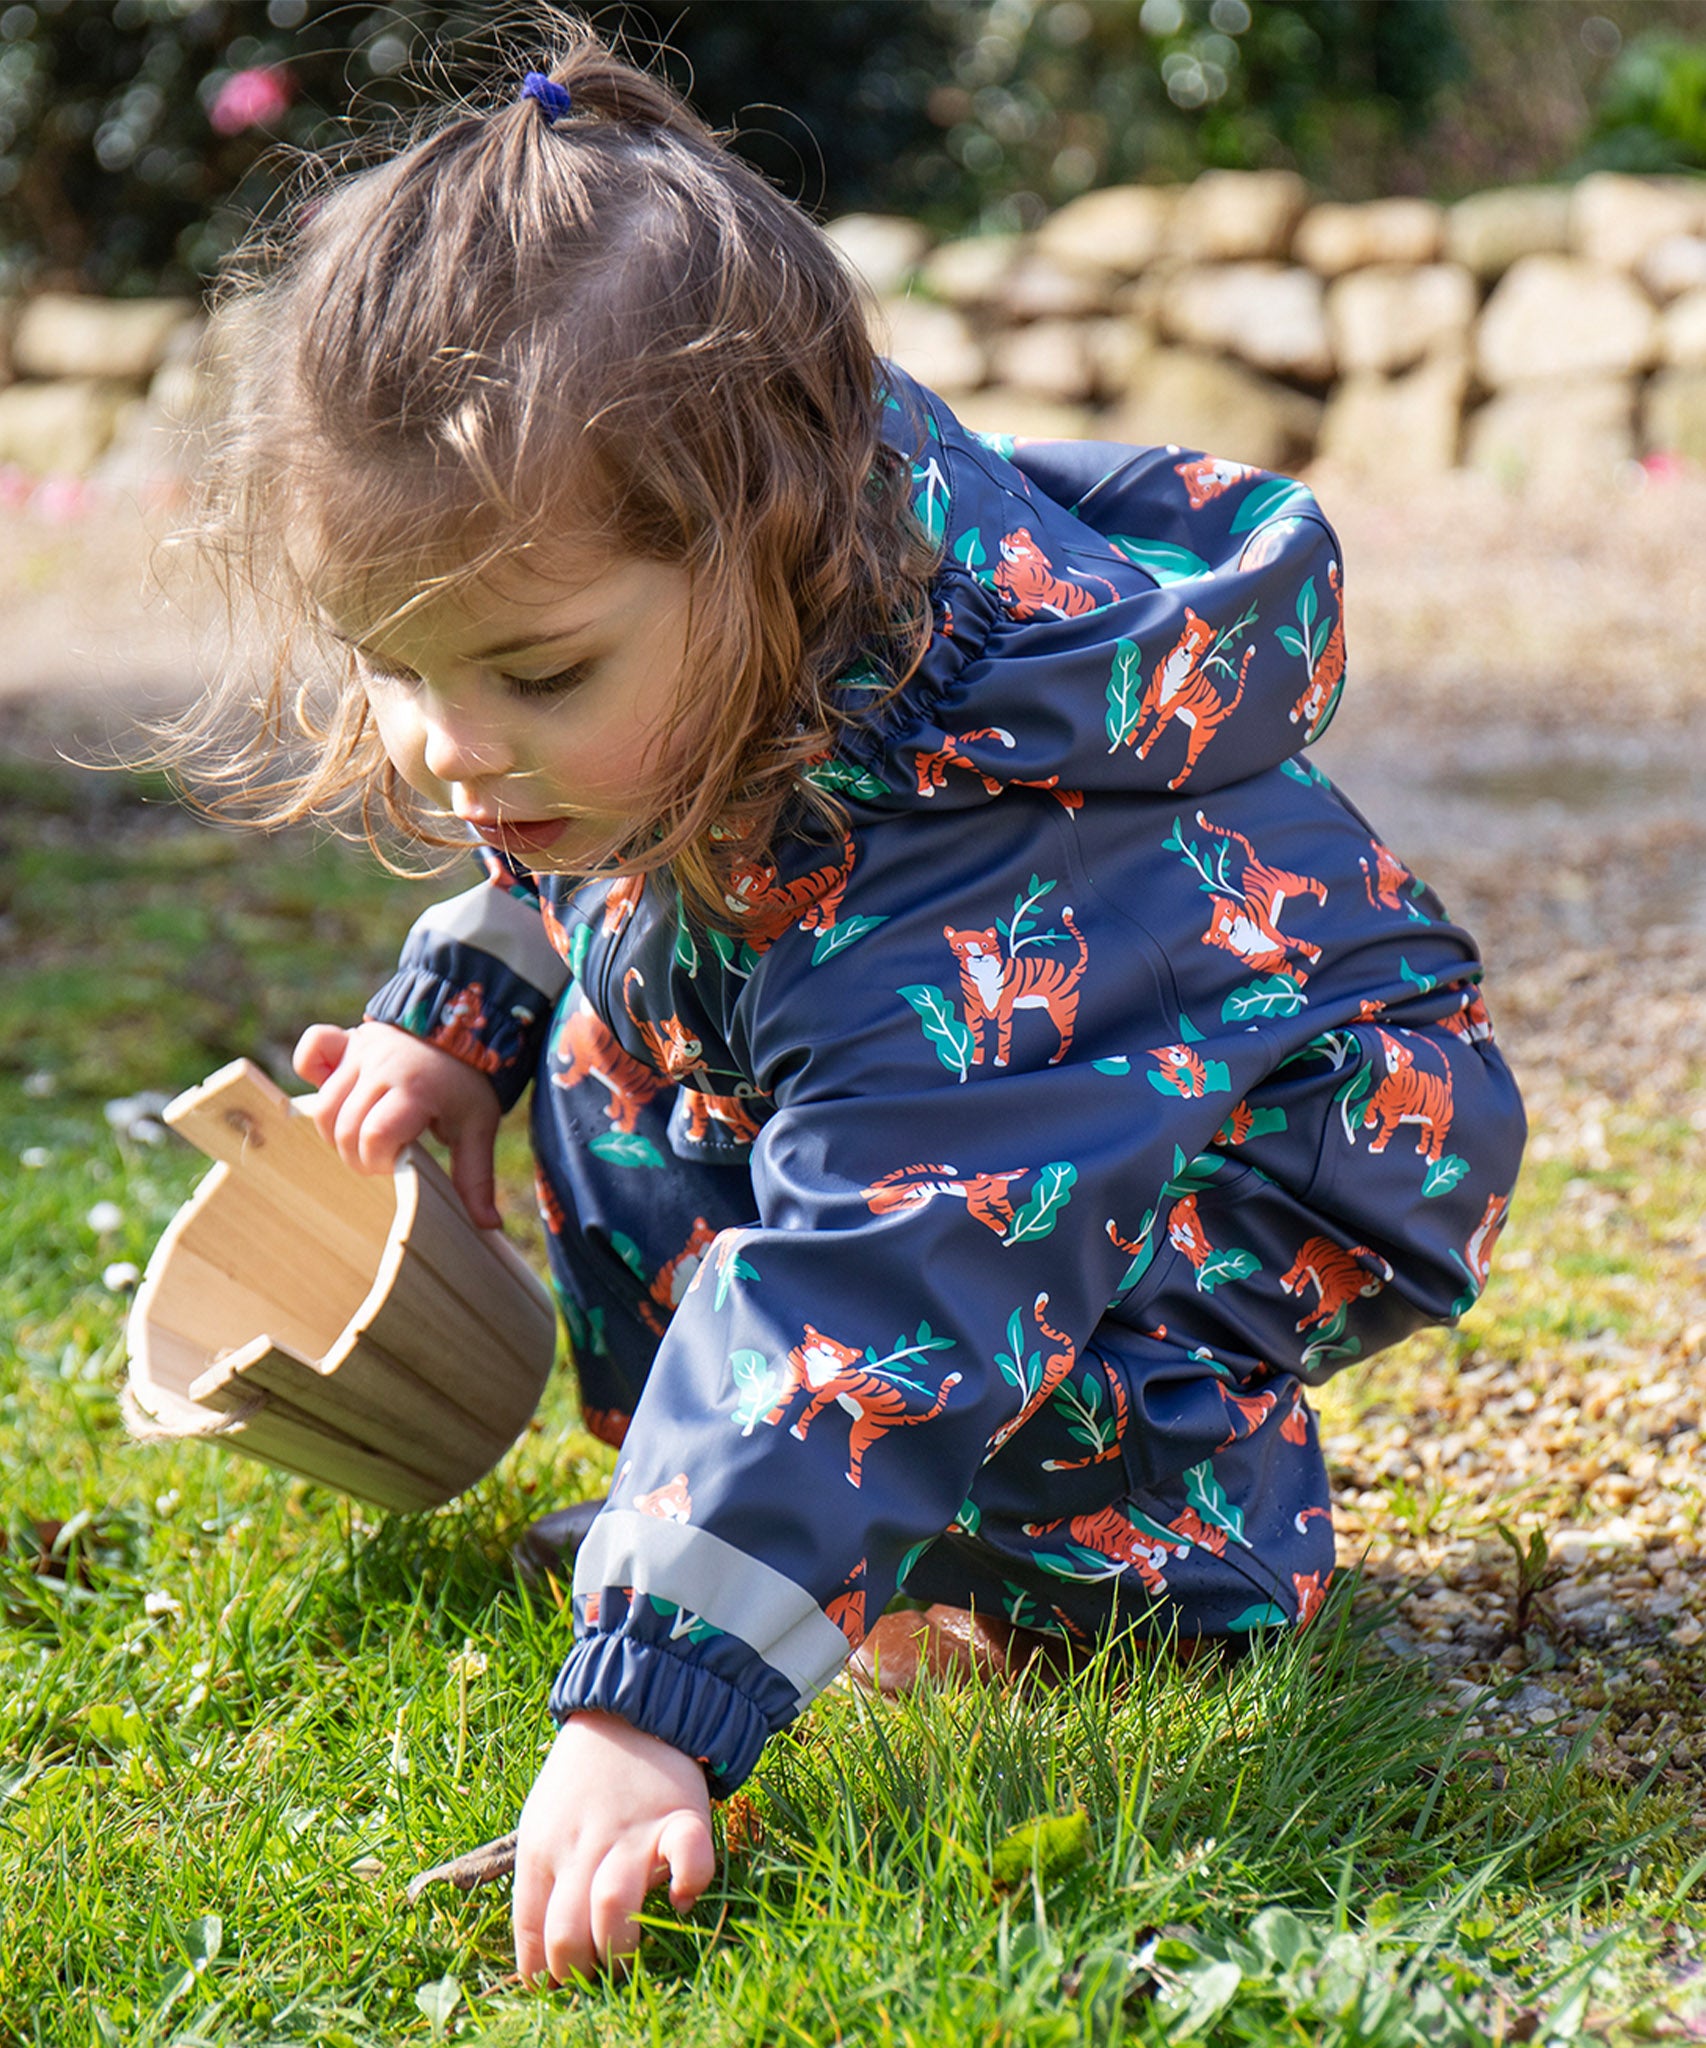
[{"left": 367, "top": 693, "right": 432, "bottom": 790}]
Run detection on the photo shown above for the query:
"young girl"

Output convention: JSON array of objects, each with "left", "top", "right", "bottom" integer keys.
[{"left": 176, "top": 21, "right": 1525, "bottom": 1987}]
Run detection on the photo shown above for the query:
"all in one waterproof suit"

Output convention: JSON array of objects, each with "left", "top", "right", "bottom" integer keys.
[{"left": 365, "top": 366, "right": 1527, "bottom": 1794}]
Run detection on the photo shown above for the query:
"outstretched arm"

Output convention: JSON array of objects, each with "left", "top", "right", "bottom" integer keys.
[
  {"left": 513, "top": 1711, "right": 715, "bottom": 1984},
  {"left": 293, "top": 1020, "right": 503, "bottom": 1228}
]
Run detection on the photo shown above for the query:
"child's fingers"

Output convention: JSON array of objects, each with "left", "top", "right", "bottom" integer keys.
[
  {"left": 291, "top": 1022, "right": 348, "bottom": 1087},
  {"left": 585, "top": 1844, "right": 657, "bottom": 1971},
  {"left": 657, "top": 1810, "right": 716, "bottom": 1913},
  {"left": 446, "top": 1128, "right": 502, "bottom": 1230},
  {"left": 512, "top": 1848, "right": 556, "bottom": 1988}
]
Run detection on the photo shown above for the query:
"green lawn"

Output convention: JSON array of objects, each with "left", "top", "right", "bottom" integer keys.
[{"left": 3, "top": 760, "right": 1701, "bottom": 2045}]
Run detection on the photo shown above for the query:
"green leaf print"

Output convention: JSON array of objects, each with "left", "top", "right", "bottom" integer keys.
[
  {"left": 608, "top": 1231, "right": 650, "bottom": 1283},
  {"left": 1334, "top": 1061, "right": 1374, "bottom": 1143},
  {"left": 1194, "top": 1247, "right": 1261, "bottom": 1295},
  {"left": 1280, "top": 756, "right": 1331, "bottom": 789},
  {"left": 1300, "top": 1331, "right": 1361, "bottom": 1377},
  {"left": 1178, "top": 1011, "right": 1204, "bottom": 1042},
  {"left": 647, "top": 1597, "right": 724, "bottom": 1645},
  {"left": 1228, "top": 1601, "right": 1291, "bottom": 1630},
  {"left": 706, "top": 928, "right": 760, "bottom": 980},
  {"left": 804, "top": 756, "right": 891, "bottom": 802},
  {"left": 1036, "top": 1544, "right": 1127, "bottom": 1585},
  {"left": 952, "top": 527, "right": 988, "bottom": 575},
  {"left": 899, "top": 982, "right": 974, "bottom": 1081},
  {"left": 811, "top": 913, "right": 888, "bottom": 967},
  {"left": 714, "top": 1247, "right": 759, "bottom": 1313},
  {"left": 994, "top": 1306, "right": 1041, "bottom": 1403},
  {"left": 1183, "top": 1460, "right": 1248, "bottom": 1546},
  {"left": 1107, "top": 536, "right": 1210, "bottom": 585},
  {"left": 729, "top": 1348, "right": 783, "bottom": 1436},
  {"left": 950, "top": 1498, "right": 983, "bottom": 1538},
  {"left": 1228, "top": 477, "right": 1314, "bottom": 533},
  {"left": 897, "top": 1538, "right": 935, "bottom": 1586},
  {"left": 1105, "top": 638, "right": 1145, "bottom": 752},
  {"left": 1399, "top": 957, "right": 1439, "bottom": 993},
  {"left": 1221, "top": 977, "right": 1308, "bottom": 1022},
  {"left": 559, "top": 920, "right": 589, "bottom": 987},
  {"left": 970, "top": 429, "right": 1016, "bottom": 459},
  {"left": 1093, "top": 1056, "right": 1131, "bottom": 1075},
  {"left": 1002, "top": 1162, "right": 1078, "bottom": 1246},
  {"left": 587, "top": 1131, "right": 667, "bottom": 1170},
  {"left": 911, "top": 454, "right": 949, "bottom": 545},
  {"left": 1422, "top": 1154, "right": 1472, "bottom": 1199},
  {"left": 1164, "top": 1145, "right": 1226, "bottom": 1196},
  {"left": 673, "top": 916, "right": 700, "bottom": 978}
]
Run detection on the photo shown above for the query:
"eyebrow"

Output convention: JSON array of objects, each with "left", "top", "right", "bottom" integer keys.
[{"left": 320, "top": 618, "right": 600, "bottom": 664}]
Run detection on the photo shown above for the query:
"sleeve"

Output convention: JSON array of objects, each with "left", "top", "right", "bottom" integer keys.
[
  {"left": 364, "top": 850, "right": 570, "bottom": 1112},
  {"left": 547, "top": 840, "right": 1278, "bottom": 1792}
]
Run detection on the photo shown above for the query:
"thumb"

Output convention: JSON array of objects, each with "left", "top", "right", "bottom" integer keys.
[
  {"left": 448, "top": 1127, "right": 501, "bottom": 1230},
  {"left": 293, "top": 1022, "right": 348, "bottom": 1088},
  {"left": 657, "top": 1810, "right": 716, "bottom": 1914}
]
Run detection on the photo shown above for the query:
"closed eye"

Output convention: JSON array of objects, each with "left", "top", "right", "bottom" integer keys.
[{"left": 500, "top": 664, "right": 590, "bottom": 700}]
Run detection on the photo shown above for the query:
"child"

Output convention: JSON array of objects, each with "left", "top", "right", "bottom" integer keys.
[{"left": 174, "top": 23, "right": 1525, "bottom": 1986}]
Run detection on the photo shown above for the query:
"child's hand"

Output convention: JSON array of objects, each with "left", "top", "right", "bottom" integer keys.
[
  {"left": 513, "top": 1710, "right": 715, "bottom": 1985},
  {"left": 292, "top": 1020, "right": 503, "bottom": 1228}
]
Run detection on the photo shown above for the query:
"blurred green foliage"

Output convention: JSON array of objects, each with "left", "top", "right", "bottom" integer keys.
[
  {"left": 0, "top": 0, "right": 1702, "bottom": 300},
  {"left": 1582, "top": 30, "right": 1706, "bottom": 170}
]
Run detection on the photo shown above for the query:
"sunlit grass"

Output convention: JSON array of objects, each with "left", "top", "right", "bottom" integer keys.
[{"left": 4, "top": 762, "right": 1702, "bottom": 2044}]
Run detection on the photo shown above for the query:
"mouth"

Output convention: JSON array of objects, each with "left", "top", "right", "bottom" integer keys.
[{"left": 460, "top": 814, "right": 569, "bottom": 857}]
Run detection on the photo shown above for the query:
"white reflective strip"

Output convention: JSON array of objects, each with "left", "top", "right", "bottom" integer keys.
[
  {"left": 410, "top": 884, "right": 570, "bottom": 999},
  {"left": 574, "top": 1508, "right": 853, "bottom": 1705}
]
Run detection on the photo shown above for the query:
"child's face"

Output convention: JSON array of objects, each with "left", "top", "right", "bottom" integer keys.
[{"left": 335, "top": 547, "right": 696, "bottom": 869}]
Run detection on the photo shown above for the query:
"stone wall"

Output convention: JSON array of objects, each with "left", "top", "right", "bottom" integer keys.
[
  {"left": 831, "top": 167, "right": 1706, "bottom": 486},
  {"left": 1, "top": 166, "right": 1704, "bottom": 499}
]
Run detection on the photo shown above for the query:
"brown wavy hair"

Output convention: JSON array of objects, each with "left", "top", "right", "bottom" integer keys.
[{"left": 161, "top": 12, "right": 938, "bottom": 925}]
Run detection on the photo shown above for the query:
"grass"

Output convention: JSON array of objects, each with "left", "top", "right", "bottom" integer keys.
[{"left": 3, "top": 758, "right": 1703, "bottom": 2045}]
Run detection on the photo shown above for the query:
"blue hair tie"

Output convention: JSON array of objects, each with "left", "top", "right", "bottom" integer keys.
[{"left": 519, "top": 72, "right": 572, "bottom": 121}]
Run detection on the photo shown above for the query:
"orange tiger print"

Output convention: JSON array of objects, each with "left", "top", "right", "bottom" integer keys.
[
  {"left": 1151, "top": 1044, "right": 1210, "bottom": 1097},
  {"left": 913, "top": 726, "right": 1015, "bottom": 797},
  {"left": 944, "top": 905, "right": 1088, "bottom": 1068},
  {"left": 987, "top": 1293, "right": 1077, "bottom": 1456},
  {"left": 1215, "top": 1099, "right": 1256, "bottom": 1146},
  {"left": 552, "top": 996, "right": 668, "bottom": 1133},
  {"left": 993, "top": 527, "right": 1119, "bottom": 619},
  {"left": 1359, "top": 836, "right": 1413, "bottom": 914},
  {"left": 1041, "top": 1359, "right": 1130, "bottom": 1471},
  {"left": 1439, "top": 990, "right": 1494, "bottom": 1044},
  {"left": 535, "top": 1167, "right": 567, "bottom": 1238},
  {"left": 685, "top": 1226, "right": 753, "bottom": 1301},
  {"left": 724, "top": 830, "right": 856, "bottom": 951},
  {"left": 1463, "top": 1191, "right": 1511, "bottom": 1293},
  {"left": 601, "top": 871, "right": 644, "bottom": 934},
  {"left": 1127, "top": 608, "right": 1256, "bottom": 790},
  {"left": 426, "top": 985, "right": 503, "bottom": 1074},
  {"left": 634, "top": 1472, "right": 692, "bottom": 1522},
  {"left": 862, "top": 1163, "right": 1027, "bottom": 1237},
  {"left": 1021, "top": 1504, "right": 1172, "bottom": 1594},
  {"left": 1194, "top": 810, "right": 1329, "bottom": 984},
  {"left": 639, "top": 1217, "right": 717, "bottom": 1337},
  {"left": 764, "top": 1326, "right": 963, "bottom": 1490},
  {"left": 1280, "top": 1386, "right": 1311, "bottom": 1444},
  {"left": 1166, "top": 1194, "right": 1214, "bottom": 1279},
  {"left": 1166, "top": 1505, "right": 1228, "bottom": 1557},
  {"left": 1288, "top": 561, "right": 1345, "bottom": 733},
  {"left": 1360, "top": 1028, "right": 1454, "bottom": 1161},
  {"left": 1279, "top": 1236, "right": 1394, "bottom": 1332},
  {"left": 1292, "top": 1569, "right": 1330, "bottom": 1627},
  {"left": 682, "top": 1086, "right": 767, "bottom": 1147},
  {"left": 1175, "top": 453, "right": 1258, "bottom": 509},
  {"left": 622, "top": 969, "right": 707, "bottom": 1084},
  {"left": 825, "top": 1557, "right": 869, "bottom": 1646},
  {"left": 1218, "top": 1382, "right": 1277, "bottom": 1447}
]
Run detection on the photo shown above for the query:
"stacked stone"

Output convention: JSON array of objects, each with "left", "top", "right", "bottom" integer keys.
[
  {"left": 0, "top": 292, "right": 204, "bottom": 492},
  {"left": 830, "top": 167, "right": 1706, "bottom": 481}
]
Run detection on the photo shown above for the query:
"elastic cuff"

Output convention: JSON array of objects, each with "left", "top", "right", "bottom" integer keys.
[
  {"left": 549, "top": 1635, "right": 770, "bottom": 1797},
  {"left": 366, "top": 967, "right": 536, "bottom": 1112}
]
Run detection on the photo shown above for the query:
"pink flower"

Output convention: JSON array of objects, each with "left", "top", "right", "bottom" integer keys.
[{"left": 208, "top": 66, "right": 293, "bottom": 137}]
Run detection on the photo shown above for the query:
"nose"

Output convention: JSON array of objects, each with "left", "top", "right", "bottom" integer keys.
[{"left": 419, "top": 689, "right": 515, "bottom": 786}]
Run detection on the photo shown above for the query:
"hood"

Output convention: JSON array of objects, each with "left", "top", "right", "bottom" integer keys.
[{"left": 828, "top": 365, "right": 1347, "bottom": 812}]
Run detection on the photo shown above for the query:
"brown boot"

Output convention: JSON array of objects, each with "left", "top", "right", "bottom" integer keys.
[{"left": 846, "top": 1603, "right": 1077, "bottom": 1694}]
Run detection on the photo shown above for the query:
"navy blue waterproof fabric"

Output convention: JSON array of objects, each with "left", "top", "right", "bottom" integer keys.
[{"left": 367, "top": 368, "right": 1526, "bottom": 1793}]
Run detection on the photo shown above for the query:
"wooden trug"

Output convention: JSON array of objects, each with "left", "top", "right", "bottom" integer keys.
[{"left": 123, "top": 1059, "right": 557, "bottom": 1511}]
